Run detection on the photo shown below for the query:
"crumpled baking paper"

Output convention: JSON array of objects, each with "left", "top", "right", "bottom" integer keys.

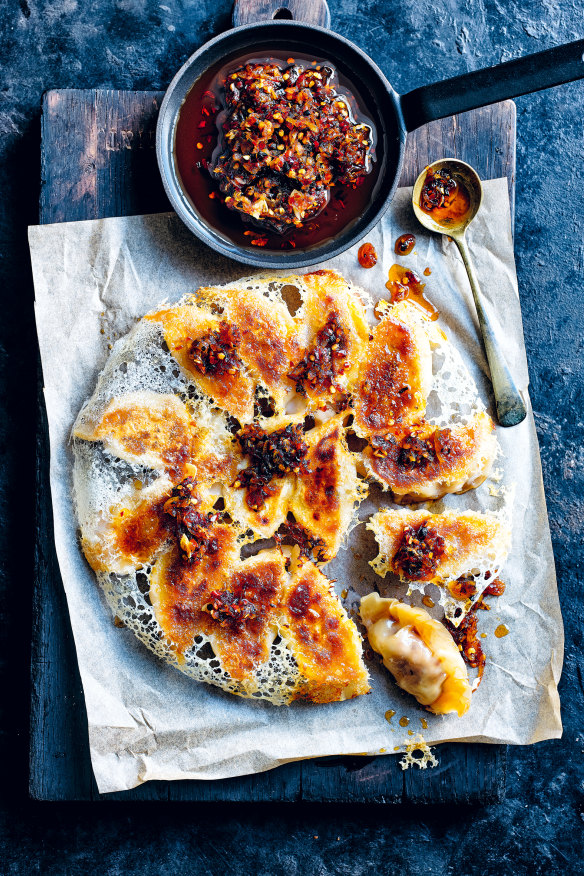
[{"left": 29, "top": 179, "right": 563, "bottom": 794}]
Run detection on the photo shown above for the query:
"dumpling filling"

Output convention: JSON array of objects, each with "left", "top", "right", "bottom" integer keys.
[{"left": 366, "top": 619, "right": 447, "bottom": 705}]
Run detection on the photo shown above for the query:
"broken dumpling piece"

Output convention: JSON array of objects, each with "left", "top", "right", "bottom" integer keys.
[
  {"left": 367, "top": 508, "right": 511, "bottom": 593},
  {"left": 360, "top": 593, "right": 471, "bottom": 716},
  {"left": 362, "top": 411, "right": 498, "bottom": 502}
]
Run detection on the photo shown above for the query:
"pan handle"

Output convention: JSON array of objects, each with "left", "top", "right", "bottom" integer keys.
[
  {"left": 232, "top": 0, "right": 331, "bottom": 28},
  {"left": 400, "top": 38, "right": 584, "bottom": 131}
]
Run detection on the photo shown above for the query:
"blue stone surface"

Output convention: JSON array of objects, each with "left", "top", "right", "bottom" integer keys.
[{"left": 1, "top": 0, "right": 583, "bottom": 871}]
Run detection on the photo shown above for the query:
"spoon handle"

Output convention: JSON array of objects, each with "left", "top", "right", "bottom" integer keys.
[{"left": 454, "top": 235, "right": 527, "bottom": 427}]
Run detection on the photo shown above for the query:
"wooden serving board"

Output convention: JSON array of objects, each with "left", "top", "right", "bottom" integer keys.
[{"left": 31, "top": 89, "right": 515, "bottom": 802}]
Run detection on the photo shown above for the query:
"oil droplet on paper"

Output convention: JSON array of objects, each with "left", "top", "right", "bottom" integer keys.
[
  {"left": 420, "top": 718, "right": 428, "bottom": 729},
  {"left": 384, "top": 709, "right": 396, "bottom": 723},
  {"left": 341, "top": 588, "right": 348, "bottom": 599},
  {"left": 495, "top": 624, "right": 509, "bottom": 638},
  {"left": 422, "top": 596, "right": 434, "bottom": 608},
  {"left": 394, "top": 233, "right": 416, "bottom": 255},
  {"left": 399, "top": 716, "right": 410, "bottom": 727}
]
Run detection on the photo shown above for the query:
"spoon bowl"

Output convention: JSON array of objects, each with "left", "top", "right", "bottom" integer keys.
[{"left": 412, "top": 158, "right": 483, "bottom": 238}]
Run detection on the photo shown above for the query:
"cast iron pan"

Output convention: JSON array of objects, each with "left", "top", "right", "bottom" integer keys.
[{"left": 157, "top": 0, "right": 584, "bottom": 268}]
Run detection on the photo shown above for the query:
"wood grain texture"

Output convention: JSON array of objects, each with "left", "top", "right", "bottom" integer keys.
[
  {"left": 232, "top": 0, "right": 331, "bottom": 28},
  {"left": 32, "top": 89, "right": 514, "bottom": 802}
]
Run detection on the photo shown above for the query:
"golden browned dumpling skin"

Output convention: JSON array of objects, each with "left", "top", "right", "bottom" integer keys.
[
  {"left": 150, "top": 548, "right": 370, "bottom": 703},
  {"left": 79, "top": 478, "right": 173, "bottom": 575},
  {"left": 362, "top": 412, "right": 498, "bottom": 502},
  {"left": 74, "top": 270, "right": 498, "bottom": 706},
  {"left": 290, "top": 414, "right": 365, "bottom": 561},
  {"left": 288, "top": 269, "right": 370, "bottom": 407},
  {"left": 352, "top": 303, "right": 432, "bottom": 437},
  {"left": 279, "top": 559, "right": 370, "bottom": 703},
  {"left": 74, "top": 390, "right": 237, "bottom": 487},
  {"left": 368, "top": 507, "right": 511, "bottom": 587},
  {"left": 150, "top": 545, "right": 283, "bottom": 678},
  {"left": 360, "top": 593, "right": 471, "bottom": 716},
  {"left": 196, "top": 281, "right": 302, "bottom": 414},
  {"left": 74, "top": 391, "right": 197, "bottom": 477},
  {"left": 146, "top": 306, "right": 257, "bottom": 422}
]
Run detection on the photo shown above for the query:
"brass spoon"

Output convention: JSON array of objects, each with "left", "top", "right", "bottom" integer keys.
[{"left": 412, "top": 158, "right": 526, "bottom": 427}]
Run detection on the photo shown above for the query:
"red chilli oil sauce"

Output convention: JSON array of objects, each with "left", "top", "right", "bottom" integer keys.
[
  {"left": 419, "top": 167, "right": 471, "bottom": 224},
  {"left": 173, "top": 50, "right": 381, "bottom": 252}
]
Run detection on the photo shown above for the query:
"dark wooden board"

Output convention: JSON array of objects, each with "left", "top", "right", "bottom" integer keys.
[{"left": 31, "top": 89, "right": 515, "bottom": 802}]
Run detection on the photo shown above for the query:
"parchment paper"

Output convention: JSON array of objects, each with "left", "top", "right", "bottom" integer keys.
[{"left": 29, "top": 179, "right": 563, "bottom": 794}]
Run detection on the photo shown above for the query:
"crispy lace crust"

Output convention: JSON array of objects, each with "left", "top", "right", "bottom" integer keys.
[{"left": 73, "top": 269, "right": 499, "bottom": 703}]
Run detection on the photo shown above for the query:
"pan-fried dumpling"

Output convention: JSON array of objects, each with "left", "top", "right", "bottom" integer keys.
[
  {"left": 73, "top": 270, "right": 500, "bottom": 706},
  {"left": 290, "top": 413, "right": 366, "bottom": 561},
  {"left": 195, "top": 280, "right": 302, "bottom": 415},
  {"left": 74, "top": 390, "right": 197, "bottom": 477},
  {"left": 146, "top": 305, "right": 257, "bottom": 422},
  {"left": 221, "top": 419, "right": 306, "bottom": 539},
  {"left": 279, "top": 558, "right": 370, "bottom": 703},
  {"left": 352, "top": 302, "right": 432, "bottom": 437},
  {"left": 288, "top": 269, "right": 370, "bottom": 407},
  {"left": 74, "top": 390, "right": 235, "bottom": 485},
  {"left": 361, "top": 411, "right": 497, "bottom": 502},
  {"left": 78, "top": 477, "right": 173, "bottom": 575},
  {"left": 360, "top": 593, "right": 471, "bottom": 716},
  {"left": 367, "top": 507, "right": 510, "bottom": 587}
]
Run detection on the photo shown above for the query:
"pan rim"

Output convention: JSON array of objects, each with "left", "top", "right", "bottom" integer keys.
[{"left": 156, "top": 20, "right": 405, "bottom": 268}]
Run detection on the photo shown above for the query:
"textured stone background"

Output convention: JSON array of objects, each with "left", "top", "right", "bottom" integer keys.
[{"left": 1, "top": 0, "right": 583, "bottom": 872}]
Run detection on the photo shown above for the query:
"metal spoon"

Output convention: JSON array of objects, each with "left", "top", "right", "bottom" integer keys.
[{"left": 412, "top": 158, "right": 526, "bottom": 427}]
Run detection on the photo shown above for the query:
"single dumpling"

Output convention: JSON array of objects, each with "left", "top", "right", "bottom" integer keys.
[
  {"left": 361, "top": 411, "right": 498, "bottom": 503},
  {"left": 352, "top": 301, "right": 432, "bottom": 437},
  {"left": 359, "top": 592, "right": 471, "bottom": 716}
]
